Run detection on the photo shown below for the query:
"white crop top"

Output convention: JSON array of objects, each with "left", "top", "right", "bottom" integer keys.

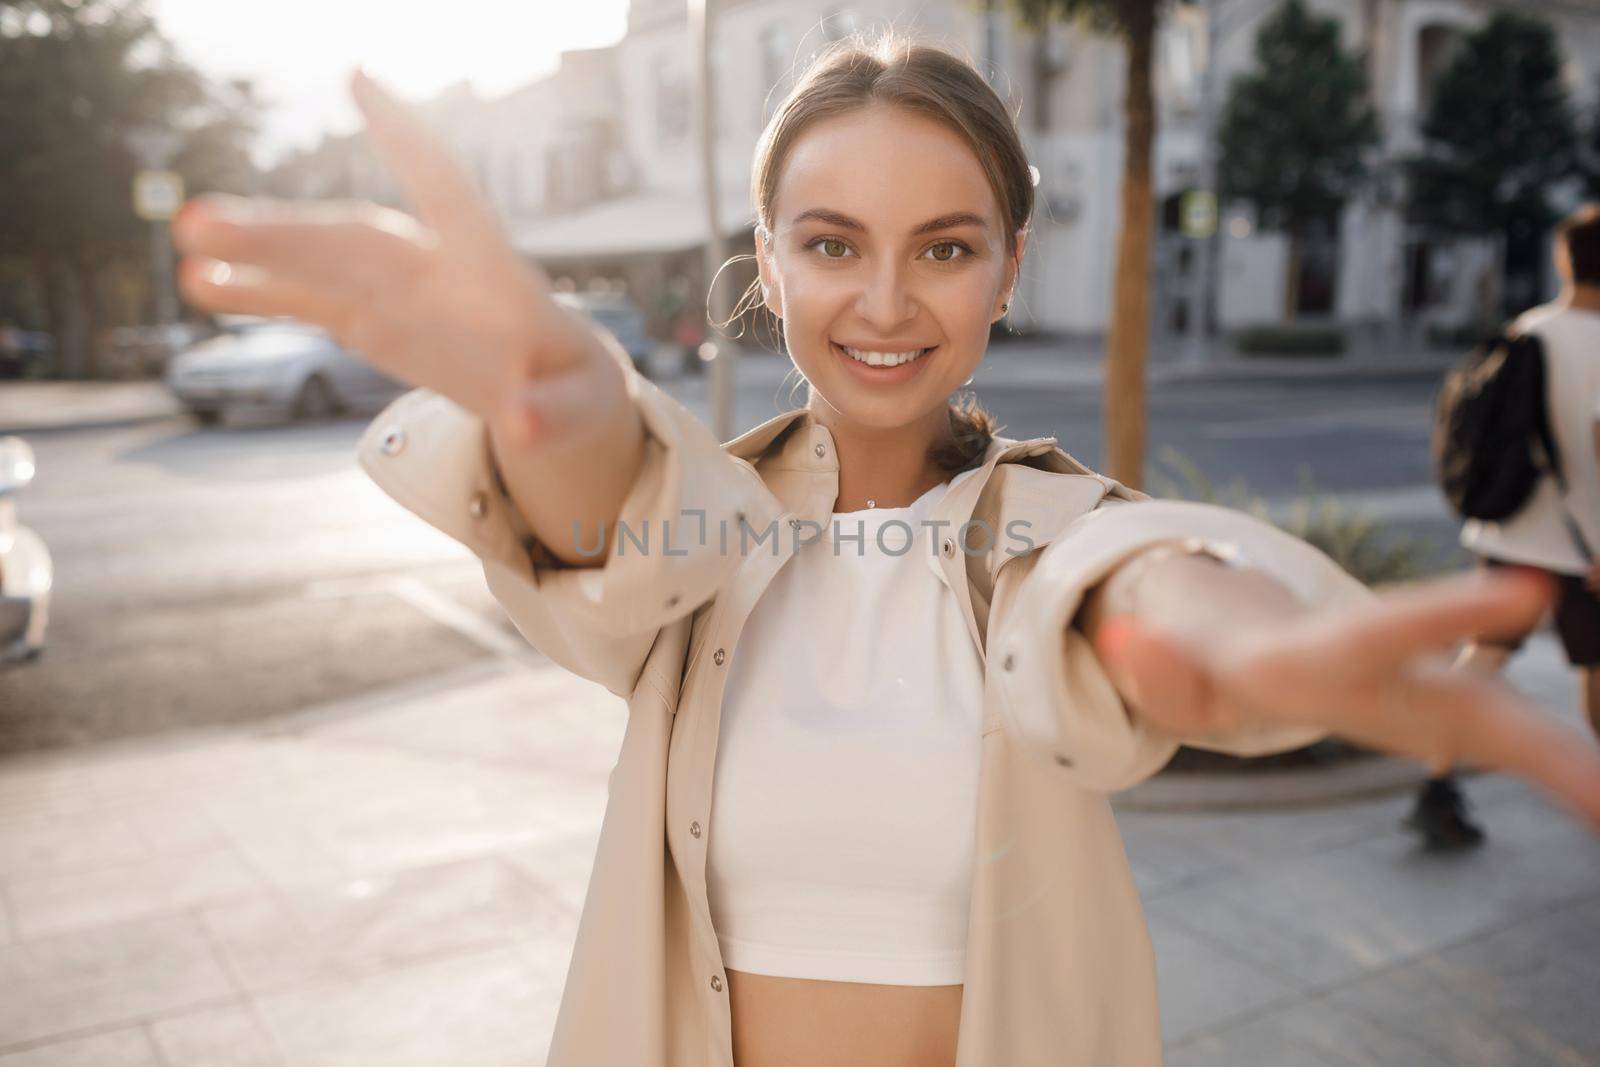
[{"left": 705, "top": 466, "right": 987, "bottom": 985}]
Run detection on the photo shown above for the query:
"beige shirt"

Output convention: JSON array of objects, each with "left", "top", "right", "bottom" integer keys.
[
  {"left": 1461, "top": 304, "right": 1600, "bottom": 574},
  {"left": 357, "top": 364, "right": 1372, "bottom": 1065}
]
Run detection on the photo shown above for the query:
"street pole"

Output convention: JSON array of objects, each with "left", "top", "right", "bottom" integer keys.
[
  {"left": 1182, "top": 0, "right": 1222, "bottom": 366},
  {"left": 128, "top": 127, "right": 185, "bottom": 328},
  {"left": 150, "top": 219, "right": 178, "bottom": 325},
  {"left": 690, "top": 0, "right": 735, "bottom": 442}
]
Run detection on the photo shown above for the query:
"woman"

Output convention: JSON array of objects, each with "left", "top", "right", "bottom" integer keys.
[{"left": 171, "top": 32, "right": 1600, "bottom": 1067}]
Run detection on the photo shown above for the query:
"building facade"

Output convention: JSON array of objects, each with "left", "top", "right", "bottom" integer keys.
[{"left": 270, "top": 0, "right": 1600, "bottom": 345}]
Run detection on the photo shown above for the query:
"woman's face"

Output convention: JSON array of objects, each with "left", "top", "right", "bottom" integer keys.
[{"left": 755, "top": 103, "right": 1025, "bottom": 432}]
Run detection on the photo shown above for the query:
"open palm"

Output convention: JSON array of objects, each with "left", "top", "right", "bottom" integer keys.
[
  {"left": 1095, "top": 567, "right": 1600, "bottom": 827},
  {"left": 172, "top": 70, "right": 614, "bottom": 448}
]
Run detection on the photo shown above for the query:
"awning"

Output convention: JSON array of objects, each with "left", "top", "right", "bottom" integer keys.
[{"left": 508, "top": 188, "right": 756, "bottom": 260}]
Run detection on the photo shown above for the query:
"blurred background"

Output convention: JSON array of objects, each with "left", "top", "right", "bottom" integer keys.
[{"left": 2, "top": 1, "right": 1599, "bottom": 1064}]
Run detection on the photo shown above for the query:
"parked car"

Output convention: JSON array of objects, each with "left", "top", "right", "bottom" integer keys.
[
  {"left": 0, "top": 436, "right": 51, "bottom": 665},
  {"left": 0, "top": 327, "right": 54, "bottom": 380},
  {"left": 165, "top": 316, "right": 406, "bottom": 425},
  {"left": 552, "top": 292, "right": 654, "bottom": 376}
]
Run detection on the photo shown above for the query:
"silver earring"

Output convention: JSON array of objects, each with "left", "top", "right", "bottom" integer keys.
[{"left": 1001, "top": 302, "right": 1009, "bottom": 314}]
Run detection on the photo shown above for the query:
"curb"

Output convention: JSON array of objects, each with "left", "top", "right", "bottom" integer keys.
[
  {"left": 0, "top": 383, "right": 185, "bottom": 437},
  {"left": 1150, "top": 355, "right": 1458, "bottom": 386},
  {"left": 1113, "top": 754, "right": 1434, "bottom": 813},
  {"left": 0, "top": 410, "right": 185, "bottom": 437}
]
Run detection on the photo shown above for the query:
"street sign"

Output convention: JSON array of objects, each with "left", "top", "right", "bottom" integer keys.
[
  {"left": 133, "top": 170, "right": 185, "bottom": 221},
  {"left": 1179, "top": 189, "right": 1218, "bottom": 239}
]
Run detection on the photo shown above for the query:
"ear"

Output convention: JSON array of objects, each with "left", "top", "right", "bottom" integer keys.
[
  {"left": 995, "top": 228, "right": 1028, "bottom": 321},
  {"left": 754, "top": 225, "right": 784, "bottom": 318}
]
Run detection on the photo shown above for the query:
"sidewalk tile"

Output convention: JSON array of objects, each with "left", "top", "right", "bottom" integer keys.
[
  {"left": 501, "top": 829, "right": 601, "bottom": 917},
  {"left": 148, "top": 1003, "right": 284, "bottom": 1067},
  {"left": 7, "top": 845, "right": 260, "bottom": 940},
  {"left": 0, "top": 810, "right": 146, "bottom": 882},
  {"left": 1153, "top": 786, "right": 1600, "bottom": 989},
  {"left": 199, "top": 857, "right": 575, "bottom": 997},
  {"left": 252, "top": 946, "right": 553, "bottom": 1067},
  {"left": 1146, "top": 906, "right": 1306, "bottom": 1044},
  {"left": 1323, "top": 892, "right": 1600, "bottom": 1066},
  {"left": 0, "top": 1029, "right": 160, "bottom": 1066},
  {"left": 1166, "top": 997, "right": 1454, "bottom": 1067},
  {"left": 0, "top": 913, "right": 234, "bottom": 1046}
]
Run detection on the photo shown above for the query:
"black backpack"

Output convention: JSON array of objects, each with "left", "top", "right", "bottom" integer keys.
[
  {"left": 1432, "top": 331, "right": 1560, "bottom": 521},
  {"left": 1432, "top": 330, "right": 1595, "bottom": 561}
]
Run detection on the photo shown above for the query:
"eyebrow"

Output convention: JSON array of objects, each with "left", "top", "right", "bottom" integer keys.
[{"left": 789, "top": 207, "right": 989, "bottom": 237}]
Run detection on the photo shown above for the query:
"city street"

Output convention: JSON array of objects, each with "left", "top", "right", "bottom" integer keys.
[{"left": 2, "top": 354, "right": 1462, "bottom": 751}]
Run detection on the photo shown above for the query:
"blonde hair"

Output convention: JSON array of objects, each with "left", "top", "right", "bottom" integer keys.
[{"left": 724, "top": 30, "right": 1032, "bottom": 472}]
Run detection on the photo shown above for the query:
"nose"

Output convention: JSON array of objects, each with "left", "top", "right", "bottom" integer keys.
[{"left": 854, "top": 256, "right": 917, "bottom": 333}]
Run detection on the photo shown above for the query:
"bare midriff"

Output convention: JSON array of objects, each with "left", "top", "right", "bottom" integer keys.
[{"left": 725, "top": 967, "right": 963, "bottom": 1066}]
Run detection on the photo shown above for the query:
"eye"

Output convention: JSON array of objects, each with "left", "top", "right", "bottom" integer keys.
[
  {"left": 806, "top": 237, "right": 854, "bottom": 260},
  {"left": 922, "top": 240, "right": 973, "bottom": 264}
]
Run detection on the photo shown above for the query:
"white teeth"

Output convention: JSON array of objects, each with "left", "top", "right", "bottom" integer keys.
[{"left": 841, "top": 345, "right": 929, "bottom": 367}]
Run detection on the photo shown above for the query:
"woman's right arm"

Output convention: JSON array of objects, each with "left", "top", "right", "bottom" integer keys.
[
  {"left": 172, "top": 68, "right": 781, "bottom": 695},
  {"left": 173, "top": 70, "right": 647, "bottom": 567}
]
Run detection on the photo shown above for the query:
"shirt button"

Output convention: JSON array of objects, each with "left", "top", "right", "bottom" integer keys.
[
  {"left": 710, "top": 974, "right": 724, "bottom": 992},
  {"left": 379, "top": 427, "right": 406, "bottom": 456},
  {"left": 713, "top": 648, "right": 726, "bottom": 666},
  {"left": 690, "top": 820, "right": 702, "bottom": 838},
  {"left": 1002, "top": 653, "right": 1015, "bottom": 672},
  {"left": 941, "top": 537, "right": 956, "bottom": 558},
  {"left": 813, "top": 443, "right": 826, "bottom": 458}
]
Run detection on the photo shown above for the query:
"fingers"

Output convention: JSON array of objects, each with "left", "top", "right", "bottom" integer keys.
[
  {"left": 177, "top": 256, "right": 355, "bottom": 336},
  {"left": 349, "top": 69, "right": 501, "bottom": 243},
  {"left": 1358, "top": 669, "right": 1600, "bottom": 828},
  {"left": 1323, "top": 568, "right": 1554, "bottom": 677},
  {"left": 173, "top": 195, "right": 430, "bottom": 294}
]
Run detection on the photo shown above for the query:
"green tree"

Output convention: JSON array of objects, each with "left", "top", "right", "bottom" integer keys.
[
  {"left": 0, "top": 0, "right": 258, "bottom": 376},
  {"left": 1217, "top": 0, "right": 1378, "bottom": 323},
  {"left": 1407, "top": 11, "right": 1578, "bottom": 319},
  {"left": 1006, "top": 0, "right": 1166, "bottom": 490},
  {"left": 1582, "top": 74, "right": 1600, "bottom": 200}
]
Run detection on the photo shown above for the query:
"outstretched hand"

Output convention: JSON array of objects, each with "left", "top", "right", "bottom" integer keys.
[
  {"left": 1093, "top": 567, "right": 1600, "bottom": 828},
  {"left": 171, "top": 69, "right": 617, "bottom": 449}
]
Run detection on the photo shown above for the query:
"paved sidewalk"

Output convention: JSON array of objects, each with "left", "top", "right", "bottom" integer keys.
[
  {"left": 1, "top": 626, "right": 1595, "bottom": 1065},
  {"left": 0, "top": 382, "right": 181, "bottom": 436}
]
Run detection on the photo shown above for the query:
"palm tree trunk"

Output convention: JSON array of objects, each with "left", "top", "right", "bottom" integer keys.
[{"left": 1104, "top": 1, "right": 1157, "bottom": 490}]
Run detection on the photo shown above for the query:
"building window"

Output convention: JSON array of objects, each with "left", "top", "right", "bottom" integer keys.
[
  {"left": 1162, "top": 19, "right": 1200, "bottom": 114},
  {"left": 654, "top": 51, "right": 690, "bottom": 146},
  {"left": 1416, "top": 24, "right": 1463, "bottom": 118}
]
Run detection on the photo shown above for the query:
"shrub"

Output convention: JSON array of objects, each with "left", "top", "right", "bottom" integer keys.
[
  {"left": 1233, "top": 325, "right": 1346, "bottom": 356},
  {"left": 1149, "top": 448, "right": 1432, "bottom": 589}
]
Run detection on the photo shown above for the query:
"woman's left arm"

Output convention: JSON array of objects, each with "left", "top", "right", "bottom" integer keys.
[
  {"left": 989, "top": 498, "right": 1371, "bottom": 793},
  {"left": 1095, "top": 535, "right": 1600, "bottom": 829},
  {"left": 990, "top": 499, "right": 1600, "bottom": 828}
]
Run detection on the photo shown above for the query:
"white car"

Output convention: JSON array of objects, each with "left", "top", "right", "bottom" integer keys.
[
  {"left": 165, "top": 316, "right": 406, "bottom": 425},
  {"left": 0, "top": 437, "right": 51, "bottom": 665}
]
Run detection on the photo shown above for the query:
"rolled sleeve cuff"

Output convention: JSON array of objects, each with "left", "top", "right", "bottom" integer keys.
[{"left": 357, "top": 365, "right": 785, "bottom": 638}]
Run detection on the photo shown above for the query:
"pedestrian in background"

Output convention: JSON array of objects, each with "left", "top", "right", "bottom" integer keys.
[{"left": 1413, "top": 204, "right": 1600, "bottom": 850}]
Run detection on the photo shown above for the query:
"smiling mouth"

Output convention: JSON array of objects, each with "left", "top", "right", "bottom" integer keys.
[{"left": 832, "top": 341, "right": 937, "bottom": 367}]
